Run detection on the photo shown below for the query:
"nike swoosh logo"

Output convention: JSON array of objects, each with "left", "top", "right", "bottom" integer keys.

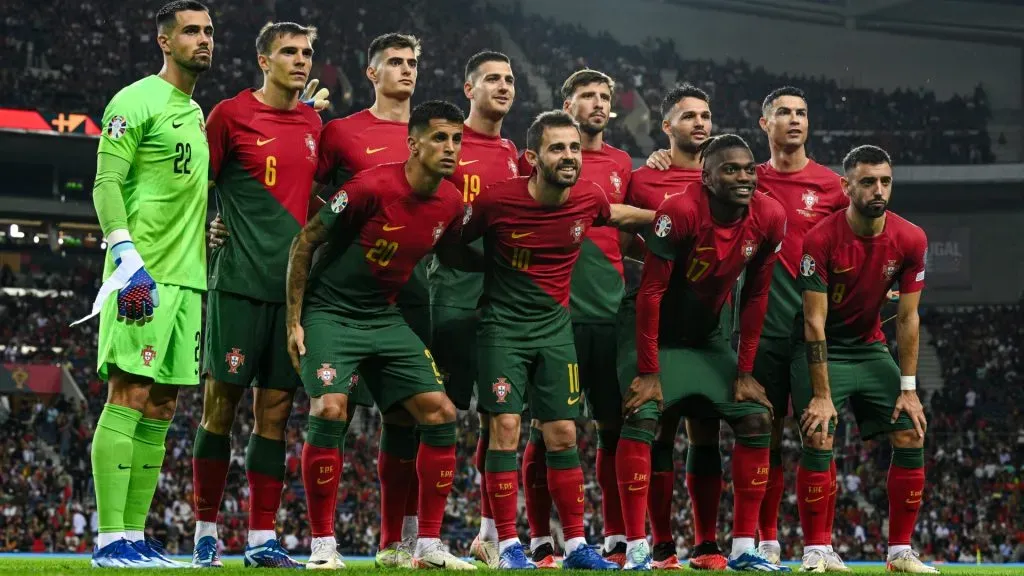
[
  {"left": 382, "top": 224, "right": 405, "bottom": 231},
  {"left": 118, "top": 464, "right": 130, "bottom": 470},
  {"left": 696, "top": 246, "right": 715, "bottom": 252},
  {"left": 436, "top": 481, "right": 453, "bottom": 489},
  {"left": 458, "top": 159, "right": 479, "bottom": 166},
  {"left": 256, "top": 137, "right": 276, "bottom": 146},
  {"left": 422, "top": 560, "right": 446, "bottom": 568},
  {"left": 751, "top": 479, "right": 768, "bottom": 486},
  {"left": 567, "top": 395, "right": 581, "bottom": 406},
  {"left": 142, "top": 464, "right": 161, "bottom": 470},
  {"left": 316, "top": 477, "right": 335, "bottom": 485},
  {"left": 366, "top": 146, "right": 388, "bottom": 154},
  {"left": 833, "top": 266, "right": 855, "bottom": 273},
  {"left": 511, "top": 232, "right": 532, "bottom": 239},
  {"left": 905, "top": 498, "right": 922, "bottom": 504},
  {"left": 804, "top": 496, "right": 824, "bottom": 503},
  {"left": 495, "top": 492, "right": 516, "bottom": 498},
  {"left": 627, "top": 485, "right": 645, "bottom": 492},
  {"left": 172, "top": 121, "right": 183, "bottom": 128},
  {"left": 664, "top": 192, "right": 677, "bottom": 199}
]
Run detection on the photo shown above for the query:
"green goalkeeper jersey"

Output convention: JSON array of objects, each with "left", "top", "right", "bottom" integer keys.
[{"left": 97, "top": 75, "right": 210, "bottom": 291}]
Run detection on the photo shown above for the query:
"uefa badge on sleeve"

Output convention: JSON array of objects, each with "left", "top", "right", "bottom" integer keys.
[
  {"left": 654, "top": 214, "right": 672, "bottom": 238},
  {"left": 800, "top": 254, "right": 816, "bottom": 277},
  {"left": 104, "top": 115, "right": 128, "bottom": 140},
  {"left": 330, "top": 191, "right": 349, "bottom": 213}
]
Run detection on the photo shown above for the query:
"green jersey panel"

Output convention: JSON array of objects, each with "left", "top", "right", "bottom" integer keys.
[
  {"left": 98, "top": 75, "right": 209, "bottom": 291},
  {"left": 762, "top": 265, "right": 802, "bottom": 339},
  {"left": 569, "top": 238, "right": 624, "bottom": 323},
  {"left": 305, "top": 233, "right": 401, "bottom": 325},
  {"left": 478, "top": 265, "right": 572, "bottom": 348},
  {"left": 429, "top": 237, "right": 484, "bottom": 310}
]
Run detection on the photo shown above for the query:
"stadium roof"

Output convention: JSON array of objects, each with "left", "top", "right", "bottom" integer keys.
[{"left": 669, "top": 0, "right": 1024, "bottom": 45}]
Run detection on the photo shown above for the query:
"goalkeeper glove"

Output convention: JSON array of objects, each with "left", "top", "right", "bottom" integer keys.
[
  {"left": 111, "top": 240, "right": 159, "bottom": 322},
  {"left": 301, "top": 78, "right": 331, "bottom": 111}
]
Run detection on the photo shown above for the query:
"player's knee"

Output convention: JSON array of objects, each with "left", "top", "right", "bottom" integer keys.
[
  {"left": 732, "top": 412, "right": 772, "bottom": 437},
  {"left": 800, "top": 433, "right": 835, "bottom": 451},
  {"left": 252, "top": 389, "right": 293, "bottom": 439},
  {"left": 685, "top": 417, "right": 720, "bottom": 445},
  {"left": 540, "top": 420, "right": 577, "bottom": 452},
  {"left": 144, "top": 383, "right": 180, "bottom": 421},
  {"left": 310, "top": 394, "right": 348, "bottom": 421},
  {"left": 489, "top": 414, "right": 521, "bottom": 450},
  {"left": 106, "top": 366, "right": 152, "bottom": 412},
  {"left": 890, "top": 428, "right": 924, "bottom": 449},
  {"left": 202, "top": 378, "right": 243, "bottom": 433},
  {"left": 419, "top": 396, "right": 457, "bottom": 426}
]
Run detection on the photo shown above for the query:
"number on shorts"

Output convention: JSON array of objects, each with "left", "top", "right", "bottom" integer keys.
[
  {"left": 511, "top": 247, "right": 531, "bottom": 270},
  {"left": 424, "top": 349, "right": 443, "bottom": 385},
  {"left": 567, "top": 362, "right": 580, "bottom": 395},
  {"left": 366, "top": 239, "right": 399, "bottom": 267},
  {"left": 685, "top": 258, "right": 711, "bottom": 282},
  {"left": 831, "top": 282, "right": 846, "bottom": 305}
]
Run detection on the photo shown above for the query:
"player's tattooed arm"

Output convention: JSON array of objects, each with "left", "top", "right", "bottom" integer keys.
[
  {"left": 286, "top": 214, "right": 330, "bottom": 326},
  {"left": 608, "top": 204, "right": 656, "bottom": 230},
  {"left": 800, "top": 289, "right": 837, "bottom": 445}
]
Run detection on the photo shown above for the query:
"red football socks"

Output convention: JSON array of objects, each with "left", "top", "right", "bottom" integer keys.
[
  {"left": 192, "top": 427, "right": 230, "bottom": 524},
  {"left": 888, "top": 448, "right": 926, "bottom": 546},
  {"left": 302, "top": 442, "right": 341, "bottom": 537},
  {"left": 523, "top": 433, "right": 552, "bottom": 538},
  {"left": 758, "top": 460, "right": 785, "bottom": 541},
  {"left": 476, "top": 434, "right": 492, "bottom": 520},
  {"left": 730, "top": 439, "right": 770, "bottom": 539},
  {"left": 486, "top": 450, "right": 520, "bottom": 542},
  {"left": 616, "top": 436, "right": 652, "bottom": 541},
  {"left": 597, "top": 446, "right": 626, "bottom": 539},
  {"left": 416, "top": 443, "right": 455, "bottom": 539},
  {"left": 546, "top": 449, "right": 585, "bottom": 540}
]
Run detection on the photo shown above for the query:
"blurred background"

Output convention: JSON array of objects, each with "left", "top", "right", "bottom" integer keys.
[{"left": 0, "top": 0, "right": 1020, "bottom": 563}]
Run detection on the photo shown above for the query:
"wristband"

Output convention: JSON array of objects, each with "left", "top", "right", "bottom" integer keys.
[{"left": 900, "top": 376, "right": 916, "bottom": 391}]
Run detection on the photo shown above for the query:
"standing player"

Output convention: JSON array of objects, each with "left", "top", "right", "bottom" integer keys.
[
  {"left": 80, "top": 0, "right": 212, "bottom": 568},
  {"left": 629, "top": 84, "right": 730, "bottom": 571},
  {"left": 285, "top": 101, "right": 476, "bottom": 570},
  {"left": 616, "top": 135, "right": 789, "bottom": 572},
  {"left": 752, "top": 87, "right": 848, "bottom": 569},
  {"left": 795, "top": 145, "right": 935, "bottom": 574},
  {"left": 427, "top": 50, "right": 519, "bottom": 568},
  {"left": 466, "top": 111, "right": 653, "bottom": 570},
  {"left": 189, "top": 22, "right": 322, "bottom": 569}
]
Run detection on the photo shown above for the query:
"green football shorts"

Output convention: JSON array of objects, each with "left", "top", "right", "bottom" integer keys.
[
  {"left": 477, "top": 341, "right": 581, "bottom": 422},
  {"left": 431, "top": 305, "right": 477, "bottom": 411},
  {"left": 574, "top": 322, "right": 621, "bottom": 422},
  {"left": 203, "top": 290, "right": 299, "bottom": 390},
  {"left": 97, "top": 282, "right": 202, "bottom": 385},
  {"left": 753, "top": 336, "right": 798, "bottom": 418}
]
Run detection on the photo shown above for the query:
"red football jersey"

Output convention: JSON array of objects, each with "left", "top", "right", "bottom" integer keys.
[
  {"left": 315, "top": 109, "right": 409, "bottom": 185},
  {"left": 206, "top": 89, "right": 322, "bottom": 302},
  {"left": 626, "top": 165, "right": 702, "bottom": 211},
  {"left": 637, "top": 183, "right": 787, "bottom": 374},
  {"left": 451, "top": 124, "right": 520, "bottom": 203},
  {"left": 799, "top": 210, "right": 927, "bottom": 351},
  {"left": 757, "top": 160, "right": 848, "bottom": 338},
  {"left": 463, "top": 177, "right": 613, "bottom": 346},
  {"left": 309, "top": 163, "right": 466, "bottom": 317}
]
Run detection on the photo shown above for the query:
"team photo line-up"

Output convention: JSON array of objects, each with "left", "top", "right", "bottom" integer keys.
[{"left": 80, "top": 0, "right": 938, "bottom": 572}]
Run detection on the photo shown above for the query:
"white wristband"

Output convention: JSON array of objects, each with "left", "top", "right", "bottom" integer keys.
[
  {"left": 900, "top": 376, "right": 916, "bottom": 391},
  {"left": 106, "top": 228, "right": 132, "bottom": 246}
]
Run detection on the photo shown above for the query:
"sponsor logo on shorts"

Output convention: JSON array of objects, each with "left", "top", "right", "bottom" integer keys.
[
  {"left": 317, "top": 363, "right": 337, "bottom": 386},
  {"left": 140, "top": 345, "right": 157, "bottom": 367},
  {"left": 225, "top": 347, "right": 246, "bottom": 374},
  {"left": 492, "top": 377, "right": 510, "bottom": 403}
]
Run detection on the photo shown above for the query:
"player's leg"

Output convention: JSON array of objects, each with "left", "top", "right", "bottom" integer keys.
[
  {"left": 191, "top": 290, "right": 250, "bottom": 566},
  {"left": 574, "top": 322, "right": 626, "bottom": 563},
  {"left": 533, "top": 344, "right": 617, "bottom": 571},
  {"left": 684, "top": 416, "right": 728, "bottom": 571},
  {"left": 377, "top": 407, "right": 418, "bottom": 564},
  {"left": 523, "top": 418, "right": 555, "bottom": 566},
  {"left": 478, "top": 344, "right": 532, "bottom": 568},
  {"left": 648, "top": 407, "right": 682, "bottom": 568},
  {"left": 298, "top": 315, "right": 363, "bottom": 570},
  {"left": 752, "top": 337, "right": 792, "bottom": 565}
]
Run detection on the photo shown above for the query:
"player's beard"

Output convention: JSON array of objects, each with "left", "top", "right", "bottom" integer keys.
[
  {"left": 176, "top": 49, "right": 212, "bottom": 73},
  {"left": 539, "top": 159, "right": 580, "bottom": 187},
  {"left": 674, "top": 135, "right": 700, "bottom": 155},
  {"left": 855, "top": 197, "right": 888, "bottom": 219},
  {"left": 580, "top": 120, "right": 605, "bottom": 137}
]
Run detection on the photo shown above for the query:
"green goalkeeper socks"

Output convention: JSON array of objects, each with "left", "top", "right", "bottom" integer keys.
[
  {"left": 123, "top": 417, "right": 171, "bottom": 532},
  {"left": 92, "top": 403, "right": 142, "bottom": 535}
]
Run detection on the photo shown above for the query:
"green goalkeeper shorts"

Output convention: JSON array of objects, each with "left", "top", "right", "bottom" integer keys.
[{"left": 96, "top": 282, "right": 202, "bottom": 385}]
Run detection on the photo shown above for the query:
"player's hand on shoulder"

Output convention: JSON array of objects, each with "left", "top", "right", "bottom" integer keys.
[
  {"left": 208, "top": 214, "right": 229, "bottom": 249},
  {"left": 111, "top": 240, "right": 159, "bottom": 325},
  {"left": 646, "top": 149, "right": 672, "bottom": 171},
  {"left": 733, "top": 373, "right": 773, "bottom": 419},
  {"left": 623, "top": 373, "right": 663, "bottom": 415},
  {"left": 301, "top": 79, "right": 331, "bottom": 112}
]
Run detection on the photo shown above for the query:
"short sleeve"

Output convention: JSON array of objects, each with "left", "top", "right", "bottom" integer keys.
[
  {"left": 319, "top": 171, "right": 377, "bottom": 232},
  {"left": 898, "top": 226, "right": 928, "bottom": 293},
  {"left": 315, "top": 121, "right": 342, "bottom": 184},
  {"left": 592, "top": 184, "right": 613, "bottom": 227},
  {"left": 799, "top": 225, "right": 830, "bottom": 293},
  {"left": 205, "top": 101, "right": 231, "bottom": 181},
  {"left": 645, "top": 197, "right": 692, "bottom": 261},
  {"left": 97, "top": 87, "right": 154, "bottom": 163}
]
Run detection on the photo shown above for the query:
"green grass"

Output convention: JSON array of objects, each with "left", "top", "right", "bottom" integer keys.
[{"left": 0, "top": 558, "right": 1019, "bottom": 575}]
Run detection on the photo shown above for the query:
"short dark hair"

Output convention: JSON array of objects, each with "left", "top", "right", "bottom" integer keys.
[
  {"left": 156, "top": 1, "right": 208, "bottom": 33},
  {"left": 409, "top": 100, "right": 465, "bottom": 135},
  {"left": 661, "top": 83, "right": 710, "bottom": 119},
  {"left": 697, "top": 134, "right": 752, "bottom": 163},
  {"left": 761, "top": 86, "right": 806, "bottom": 117},
  {"left": 255, "top": 22, "right": 317, "bottom": 56},
  {"left": 842, "top": 145, "right": 892, "bottom": 173},
  {"left": 465, "top": 51, "right": 511, "bottom": 81},
  {"left": 527, "top": 110, "right": 580, "bottom": 152},
  {"left": 560, "top": 69, "right": 615, "bottom": 101},
  {"left": 368, "top": 33, "right": 421, "bottom": 66}
]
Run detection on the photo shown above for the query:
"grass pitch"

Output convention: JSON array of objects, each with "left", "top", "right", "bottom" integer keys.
[{"left": 0, "top": 556, "right": 1021, "bottom": 575}]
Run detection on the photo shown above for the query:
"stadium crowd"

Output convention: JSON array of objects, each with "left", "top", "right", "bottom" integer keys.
[
  {"left": 2, "top": 254, "right": 1022, "bottom": 562},
  {"left": 0, "top": 0, "right": 995, "bottom": 164}
]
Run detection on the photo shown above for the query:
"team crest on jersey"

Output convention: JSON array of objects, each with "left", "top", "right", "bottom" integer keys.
[
  {"left": 798, "top": 190, "right": 819, "bottom": 218},
  {"left": 140, "top": 345, "right": 156, "bottom": 367},
  {"left": 330, "top": 191, "right": 349, "bottom": 213},
  {"left": 462, "top": 203, "right": 473, "bottom": 225},
  {"left": 492, "top": 377, "right": 510, "bottom": 403},
  {"left": 317, "top": 363, "right": 337, "bottom": 386},
  {"left": 432, "top": 221, "right": 446, "bottom": 245},
  {"left": 741, "top": 239, "right": 757, "bottom": 261},
  {"left": 882, "top": 259, "right": 898, "bottom": 280},
  {"left": 654, "top": 214, "right": 672, "bottom": 238},
  {"left": 225, "top": 348, "right": 245, "bottom": 374},
  {"left": 305, "top": 133, "right": 317, "bottom": 162},
  {"left": 609, "top": 172, "right": 622, "bottom": 196},
  {"left": 800, "top": 254, "right": 816, "bottom": 277},
  {"left": 570, "top": 219, "right": 585, "bottom": 243},
  {"left": 104, "top": 115, "right": 128, "bottom": 140},
  {"left": 508, "top": 157, "right": 519, "bottom": 176}
]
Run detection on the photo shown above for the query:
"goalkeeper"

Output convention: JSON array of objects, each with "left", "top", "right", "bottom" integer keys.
[{"left": 76, "top": 0, "right": 213, "bottom": 568}]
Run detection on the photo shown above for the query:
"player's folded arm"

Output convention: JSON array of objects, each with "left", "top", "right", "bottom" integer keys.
[{"left": 607, "top": 204, "right": 655, "bottom": 230}]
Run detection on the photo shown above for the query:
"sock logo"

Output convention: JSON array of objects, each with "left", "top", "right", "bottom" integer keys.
[
  {"left": 225, "top": 347, "right": 246, "bottom": 374},
  {"left": 435, "top": 481, "right": 453, "bottom": 489}
]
